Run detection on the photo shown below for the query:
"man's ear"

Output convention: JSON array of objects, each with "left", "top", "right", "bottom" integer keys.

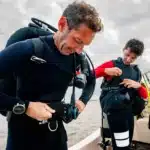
[{"left": 58, "top": 16, "right": 68, "bottom": 32}]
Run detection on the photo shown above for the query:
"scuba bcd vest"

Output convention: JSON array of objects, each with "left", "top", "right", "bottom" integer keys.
[{"left": 100, "top": 57, "right": 145, "bottom": 115}]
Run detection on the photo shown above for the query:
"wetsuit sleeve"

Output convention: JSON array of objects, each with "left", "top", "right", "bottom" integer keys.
[
  {"left": 79, "top": 60, "right": 114, "bottom": 105},
  {"left": 79, "top": 72, "right": 96, "bottom": 105},
  {"left": 0, "top": 40, "right": 34, "bottom": 111},
  {"left": 138, "top": 86, "right": 148, "bottom": 99},
  {"left": 95, "top": 61, "right": 114, "bottom": 78}
]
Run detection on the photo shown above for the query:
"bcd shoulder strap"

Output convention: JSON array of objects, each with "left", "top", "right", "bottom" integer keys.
[
  {"left": 31, "top": 37, "right": 44, "bottom": 58},
  {"left": 131, "top": 64, "right": 142, "bottom": 82}
]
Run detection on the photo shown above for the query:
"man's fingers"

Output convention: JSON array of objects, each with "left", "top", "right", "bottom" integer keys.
[
  {"left": 120, "top": 79, "right": 133, "bottom": 88},
  {"left": 121, "top": 79, "right": 130, "bottom": 84},
  {"left": 116, "top": 68, "right": 122, "bottom": 72},
  {"left": 123, "top": 79, "right": 131, "bottom": 82},
  {"left": 44, "top": 111, "right": 52, "bottom": 119},
  {"left": 127, "top": 84, "right": 132, "bottom": 88},
  {"left": 114, "top": 69, "right": 122, "bottom": 76},
  {"left": 120, "top": 82, "right": 124, "bottom": 85},
  {"left": 123, "top": 83, "right": 128, "bottom": 87},
  {"left": 38, "top": 112, "right": 52, "bottom": 121},
  {"left": 114, "top": 72, "right": 120, "bottom": 76},
  {"left": 120, "top": 80, "right": 125, "bottom": 85},
  {"left": 115, "top": 71, "right": 119, "bottom": 75},
  {"left": 115, "top": 67, "right": 122, "bottom": 74},
  {"left": 120, "top": 81, "right": 128, "bottom": 87},
  {"left": 125, "top": 83, "right": 132, "bottom": 88},
  {"left": 44, "top": 104, "right": 55, "bottom": 113},
  {"left": 75, "top": 100, "right": 85, "bottom": 113},
  {"left": 36, "top": 117, "right": 43, "bottom": 121},
  {"left": 26, "top": 102, "right": 55, "bottom": 121}
]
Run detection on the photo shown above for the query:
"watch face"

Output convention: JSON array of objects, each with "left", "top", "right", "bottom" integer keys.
[{"left": 13, "top": 104, "right": 25, "bottom": 115}]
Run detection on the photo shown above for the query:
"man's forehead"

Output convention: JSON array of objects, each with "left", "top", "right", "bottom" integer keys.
[
  {"left": 71, "top": 25, "right": 95, "bottom": 44},
  {"left": 125, "top": 48, "right": 137, "bottom": 57}
]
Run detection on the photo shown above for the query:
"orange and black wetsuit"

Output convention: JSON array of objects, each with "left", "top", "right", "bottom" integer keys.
[
  {"left": 95, "top": 59, "right": 148, "bottom": 150},
  {"left": 95, "top": 60, "right": 147, "bottom": 98}
]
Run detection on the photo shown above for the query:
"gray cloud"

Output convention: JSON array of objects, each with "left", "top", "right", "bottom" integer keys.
[{"left": 0, "top": 0, "right": 150, "bottom": 97}]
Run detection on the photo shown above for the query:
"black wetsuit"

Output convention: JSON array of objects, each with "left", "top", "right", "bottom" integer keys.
[{"left": 0, "top": 34, "right": 83, "bottom": 150}]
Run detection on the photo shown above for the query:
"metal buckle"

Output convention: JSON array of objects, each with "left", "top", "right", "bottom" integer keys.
[
  {"left": 48, "top": 120, "right": 58, "bottom": 132},
  {"left": 39, "top": 120, "right": 48, "bottom": 125}
]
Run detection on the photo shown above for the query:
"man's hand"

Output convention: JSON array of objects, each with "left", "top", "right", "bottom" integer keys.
[
  {"left": 120, "top": 79, "right": 141, "bottom": 89},
  {"left": 104, "top": 67, "right": 122, "bottom": 76},
  {"left": 26, "top": 102, "right": 55, "bottom": 121},
  {"left": 75, "top": 100, "right": 85, "bottom": 113}
]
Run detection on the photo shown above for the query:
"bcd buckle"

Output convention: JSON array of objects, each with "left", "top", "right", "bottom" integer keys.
[{"left": 48, "top": 120, "right": 58, "bottom": 132}]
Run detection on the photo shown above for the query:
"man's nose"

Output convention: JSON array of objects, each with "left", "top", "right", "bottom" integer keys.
[
  {"left": 126, "top": 57, "right": 132, "bottom": 62},
  {"left": 75, "top": 45, "right": 84, "bottom": 54}
]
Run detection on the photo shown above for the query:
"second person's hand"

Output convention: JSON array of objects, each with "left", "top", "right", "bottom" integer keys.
[{"left": 104, "top": 67, "right": 122, "bottom": 76}]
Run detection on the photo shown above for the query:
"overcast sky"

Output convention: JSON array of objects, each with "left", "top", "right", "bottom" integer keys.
[{"left": 0, "top": 0, "right": 150, "bottom": 98}]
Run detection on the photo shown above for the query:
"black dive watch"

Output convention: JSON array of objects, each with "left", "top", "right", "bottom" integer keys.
[{"left": 12, "top": 101, "right": 27, "bottom": 115}]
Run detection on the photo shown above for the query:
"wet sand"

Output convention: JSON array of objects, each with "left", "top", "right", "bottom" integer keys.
[
  {"left": 0, "top": 116, "right": 7, "bottom": 150},
  {"left": 65, "top": 100, "right": 101, "bottom": 147}
]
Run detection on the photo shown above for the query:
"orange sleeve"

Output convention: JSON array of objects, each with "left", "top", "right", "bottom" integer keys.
[
  {"left": 95, "top": 61, "right": 114, "bottom": 78},
  {"left": 138, "top": 86, "right": 148, "bottom": 100}
]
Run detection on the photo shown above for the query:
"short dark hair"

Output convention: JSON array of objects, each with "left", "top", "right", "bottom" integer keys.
[
  {"left": 124, "top": 38, "right": 144, "bottom": 56},
  {"left": 62, "top": 1, "right": 103, "bottom": 32}
]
